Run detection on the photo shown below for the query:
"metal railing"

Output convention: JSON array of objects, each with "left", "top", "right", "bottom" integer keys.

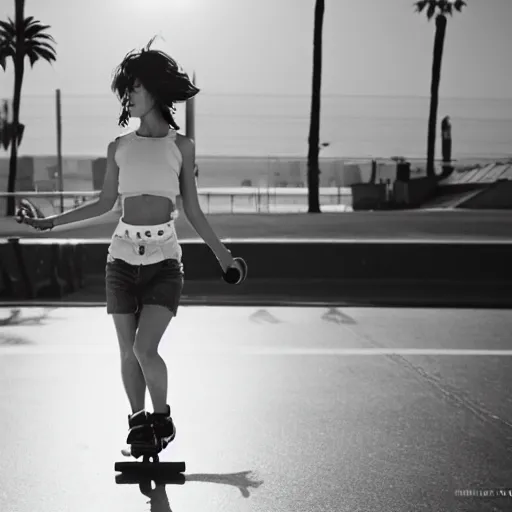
[{"left": 0, "top": 187, "right": 353, "bottom": 215}]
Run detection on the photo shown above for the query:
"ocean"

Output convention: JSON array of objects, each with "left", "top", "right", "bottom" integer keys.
[
  {"left": 7, "top": 92, "right": 512, "bottom": 160},
  {"left": 0, "top": 92, "right": 511, "bottom": 205}
]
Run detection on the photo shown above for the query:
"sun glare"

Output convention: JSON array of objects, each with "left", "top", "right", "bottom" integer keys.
[{"left": 146, "top": 0, "right": 194, "bottom": 13}]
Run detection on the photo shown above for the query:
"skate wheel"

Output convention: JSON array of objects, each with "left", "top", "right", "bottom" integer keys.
[
  {"left": 114, "top": 461, "right": 186, "bottom": 475},
  {"left": 115, "top": 472, "right": 186, "bottom": 485}
]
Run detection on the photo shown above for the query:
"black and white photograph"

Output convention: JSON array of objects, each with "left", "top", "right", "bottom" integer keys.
[{"left": 0, "top": 0, "right": 511, "bottom": 510}]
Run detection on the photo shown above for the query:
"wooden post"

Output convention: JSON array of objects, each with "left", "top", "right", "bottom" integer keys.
[{"left": 56, "top": 89, "right": 64, "bottom": 213}]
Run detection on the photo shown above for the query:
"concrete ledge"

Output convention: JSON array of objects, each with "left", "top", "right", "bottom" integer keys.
[
  {"left": 0, "top": 239, "right": 509, "bottom": 307},
  {"left": 180, "top": 278, "right": 512, "bottom": 308}
]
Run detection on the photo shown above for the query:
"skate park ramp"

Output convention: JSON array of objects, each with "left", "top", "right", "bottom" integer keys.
[
  {"left": 423, "top": 180, "right": 512, "bottom": 210},
  {"left": 458, "top": 179, "right": 512, "bottom": 209},
  {"left": 419, "top": 188, "right": 483, "bottom": 209},
  {"left": 425, "top": 162, "right": 512, "bottom": 210}
]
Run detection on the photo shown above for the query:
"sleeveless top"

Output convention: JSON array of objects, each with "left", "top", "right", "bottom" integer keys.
[{"left": 114, "top": 129, "right": 182, "bottom": 212}]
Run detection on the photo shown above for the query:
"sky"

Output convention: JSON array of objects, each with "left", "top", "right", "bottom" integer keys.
[{"left": 0, "top": 0, "right": 511, "bottom": 102}]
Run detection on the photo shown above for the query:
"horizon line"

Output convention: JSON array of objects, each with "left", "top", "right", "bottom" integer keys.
[
  {"left": 8, "top": 153, "right": 512, "bottom": 161},
  {"left": 11, "top": 92, "right": 512, "bottom": 102}
]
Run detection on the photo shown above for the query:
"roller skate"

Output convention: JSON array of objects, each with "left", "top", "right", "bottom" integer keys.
[
  {"left": 122, "top": 409, "right": 154, "bottom": 459},
  {"left": 149, "top": 404, "right": 176, "bottom": 452},
  {"left": 115, "top": 405, "right": 185, "bottom": 480}
]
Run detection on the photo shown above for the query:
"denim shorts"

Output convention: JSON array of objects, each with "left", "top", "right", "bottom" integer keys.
[{"left": 105, "top": 256, "right": 184, "bottom": 317}]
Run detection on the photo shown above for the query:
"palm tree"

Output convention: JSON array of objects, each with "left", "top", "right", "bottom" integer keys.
[
  {"left": 0, "top": 0, "right": 57, "bottom": 216},
  {"left": 307, "top": 0, "right": 324, "bottom": 213},
  {"left": 414, "top": 0, "right": 466, "bottom": 179}
]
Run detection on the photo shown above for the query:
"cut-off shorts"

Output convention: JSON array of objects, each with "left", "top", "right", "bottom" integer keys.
[{"left": 105, "top": 218, "right": 184, "bottom": 317}]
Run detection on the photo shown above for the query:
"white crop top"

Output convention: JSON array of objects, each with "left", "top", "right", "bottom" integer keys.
[{"left": 114, "top": 129, "right": 182, "bottom": 210}]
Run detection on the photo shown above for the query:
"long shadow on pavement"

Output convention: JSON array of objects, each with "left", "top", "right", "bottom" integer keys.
[{"left": 117, "top": 470, "right": 264, "bottom": 512}]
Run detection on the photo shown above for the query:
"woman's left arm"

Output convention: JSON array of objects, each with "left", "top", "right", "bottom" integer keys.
[{"left": 178, "top": 136, "right": 234, "bottom": 272}]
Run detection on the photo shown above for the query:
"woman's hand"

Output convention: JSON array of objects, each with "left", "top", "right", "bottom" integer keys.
[
  {"left": 218, "top": 248, "right": 235, "bottom": 273},
  {"left": 16, "top": 209, "right": 54, "bottom": 231}
]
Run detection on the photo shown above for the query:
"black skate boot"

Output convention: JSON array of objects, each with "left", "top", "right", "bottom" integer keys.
[
  {"left": 125, "top": 409, "right": 155, "bottom": 458},
  {"left": 149, "top": 405, "right": 176, "bottom": 452}
]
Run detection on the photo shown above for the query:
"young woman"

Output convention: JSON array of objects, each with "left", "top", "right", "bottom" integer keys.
[{"left": 18, "top": 37, "right": 244, "bottom": 455}]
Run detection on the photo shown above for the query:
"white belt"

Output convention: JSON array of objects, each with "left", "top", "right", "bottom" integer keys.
[
  {"left": 113, "top": 218, "right": 177, "bottom": 245},
  {"left": 109, "top": 217, "right": 182, "bottom": 264}
]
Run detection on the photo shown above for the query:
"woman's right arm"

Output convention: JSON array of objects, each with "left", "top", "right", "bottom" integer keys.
[{"left": 47, "top": 140, "right": 120, "bottom": 228}]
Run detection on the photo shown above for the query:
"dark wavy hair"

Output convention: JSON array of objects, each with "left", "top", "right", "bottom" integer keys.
[{"left": 111, "top": 36, "right": 199, "bottom": 129}]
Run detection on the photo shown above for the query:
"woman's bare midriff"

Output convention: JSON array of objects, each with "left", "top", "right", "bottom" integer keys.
[{"left": 121, "top": 195, "right": 175, "bottom": 225}]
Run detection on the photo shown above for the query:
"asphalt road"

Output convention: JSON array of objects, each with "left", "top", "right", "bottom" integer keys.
[{"left": 0, "top": 305, "right": 511, "bottom": 512}]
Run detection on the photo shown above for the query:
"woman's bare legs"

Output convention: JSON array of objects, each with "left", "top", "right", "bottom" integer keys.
[
  {"left": 133, "top": 304, "right": 174, "bottom": 413},
  {"left": 112, "top": 313, "right": 146, "bottom": 413}
]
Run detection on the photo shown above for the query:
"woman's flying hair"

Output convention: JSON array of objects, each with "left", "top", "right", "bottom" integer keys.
[{"left": 111, "top": 36, "right": 199, "bottom": 129}]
